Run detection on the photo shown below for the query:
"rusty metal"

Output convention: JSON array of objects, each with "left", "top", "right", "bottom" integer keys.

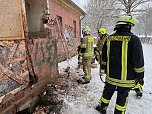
[
  {"left": 24, "top": 37, "right": 38, "bottom": 85},
  {"left": 48, "top": 19, "right": 57, "bottom": 27}
]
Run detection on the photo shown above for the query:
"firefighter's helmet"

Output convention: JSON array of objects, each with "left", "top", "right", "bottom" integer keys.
[
  {"left": 116, "top": 15, "right": 137, "bottom": 26},
  {"left": 98, "top": 27, "right": 106, "bottom": 35},
  {"left": 82, "top": 26, "right": 91, "bottom": 35}
]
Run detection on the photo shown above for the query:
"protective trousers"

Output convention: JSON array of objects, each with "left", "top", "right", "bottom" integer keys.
[
  {"left": 82, "top": 57, "right": 92, "bottom": 82},
  {"left": 100, "top": 82, "right": 131, "bottom": 114}
]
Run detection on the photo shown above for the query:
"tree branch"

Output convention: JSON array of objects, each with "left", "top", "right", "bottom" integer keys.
[{"left": 132, "top": 0, "right": 149, "bottom": 10}]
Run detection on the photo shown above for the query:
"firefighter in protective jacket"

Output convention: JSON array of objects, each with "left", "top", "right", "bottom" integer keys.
[
  {"left": 77, "top": 26, "right": 94, "bottom": 84},
  {"left": 94, "top": 27, "right": 108, "bottom": 63},
  {"left": 96, "top": 15, "right": 144, "bottom": 114}
]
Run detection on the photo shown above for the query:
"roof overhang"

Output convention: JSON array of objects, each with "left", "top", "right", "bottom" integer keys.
[{"left": 68, "top": 0, "right": 86, "bottom": 15}]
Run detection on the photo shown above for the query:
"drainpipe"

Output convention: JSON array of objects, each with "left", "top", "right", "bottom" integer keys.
[{"left": 79, "top": 15, "right": 85, "bottom": 42}]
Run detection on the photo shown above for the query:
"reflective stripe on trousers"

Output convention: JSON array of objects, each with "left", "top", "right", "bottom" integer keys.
[
  {"left": 82, "top": 57, "right": 92, "bottom": 81},
  {"left": 100, "top": 82, "right": 131, "bottom": 114}
]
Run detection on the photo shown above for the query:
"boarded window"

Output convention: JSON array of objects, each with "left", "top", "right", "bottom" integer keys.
[{"left": 0, "top": 0, "right": 24, "bottom": 40}]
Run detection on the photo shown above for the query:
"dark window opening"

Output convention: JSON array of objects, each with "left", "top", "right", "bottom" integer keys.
[
  {"left": 73, "top": 20, "right": 76, "bottom": 38},
  {"left": 57, "top": 15, "right": 63, "bottom": 27}
]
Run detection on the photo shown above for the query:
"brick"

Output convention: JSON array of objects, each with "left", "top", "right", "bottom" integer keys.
[
  {"left": 14, "top": 90, "right": 24, "bottom": 101},
  {"left": 0, "top": 42, "right": 12, "bottom": 48},
  {"left": 0, "top": 104, "right": 3, "bottom": 112},
  {"left": 12, "top": 56, "right": 26, "bottom": 63},
  {"left": 1, "top": 93, "right": 14, "bottom": 104}
]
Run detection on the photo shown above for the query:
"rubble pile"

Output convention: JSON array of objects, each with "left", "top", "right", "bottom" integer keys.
[{"left": 33, "top": 67, "right": 79, "bottom": 114}]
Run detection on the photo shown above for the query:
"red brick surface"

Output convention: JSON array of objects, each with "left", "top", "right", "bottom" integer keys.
[
  {"left": 0, "top": 0, "right": 83, "bottom": 113},
  {"left": 50, "top": 0, "right": 81, "bottom": 60}
]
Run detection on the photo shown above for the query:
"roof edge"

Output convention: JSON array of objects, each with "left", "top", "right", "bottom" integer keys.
[{"left": 68, "top": 0, "right": 86, "bottom": 15}]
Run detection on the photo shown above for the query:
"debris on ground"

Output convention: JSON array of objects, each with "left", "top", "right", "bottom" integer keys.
[{"left": 33, "top": 66, "right": 79, "bottom": 114}]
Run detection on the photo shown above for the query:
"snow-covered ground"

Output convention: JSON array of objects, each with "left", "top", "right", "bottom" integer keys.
[{"left": 58, "top": 44, "right": 152, "bottom": 114}]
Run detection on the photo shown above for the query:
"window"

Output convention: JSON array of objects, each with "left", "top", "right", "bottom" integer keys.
[
  {"left": 73, "top": 20, "right": 76, "bottom": 38},
  {"left": 25, "top": 0, "right": 48, "bottom": 38},
  {"left": 57, "top": 15, "right": 63, "bottom": 27}
]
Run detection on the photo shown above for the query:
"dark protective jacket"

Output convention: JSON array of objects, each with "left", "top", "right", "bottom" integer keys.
[{"left": 101, "top": 28, "right": 144, "bottom": 88}]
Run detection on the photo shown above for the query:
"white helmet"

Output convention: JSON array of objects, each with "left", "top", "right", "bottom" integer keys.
[
  {"left": 82, "top": 26, "right": 91, "bottom": 35},
  {"left": 116, "top": 15, "right": 137, "bottom": 26}
]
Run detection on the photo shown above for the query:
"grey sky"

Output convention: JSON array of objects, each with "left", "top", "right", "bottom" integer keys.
[
  {"left": 71, "top": 0, "right": 88, "bottom": 12},
  {"left": 72, "top": 0, "right": 88, "bottom": 8},
  {"left": 78, "top": 0, "right": 88, "bottom": 7}
]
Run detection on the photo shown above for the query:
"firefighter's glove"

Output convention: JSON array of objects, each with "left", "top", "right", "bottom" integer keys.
[
  {"left": 101, "top": 68, "right": 107, "bottom": 74},
  {"left": 134, "top": 82, "right": 143, "bottom": 98},
  {"left": 95, "top": 55, "right": 98, "bottom": 61},
  {"left": 136, "top": 78, "right": 144, "bottom": 86},
  {"left": 94, "top": 47, "right": 98, "bottom": 52},
  {"left": 78, "top": 55, "right": 80, "bottom": 60},
  {"left": 78, "top": 58, "right": 82, "bottom": 64},
  {"left": 100, "top": 69, "right": 105, "bottom": 76},
  {"left": 81, "top": 48, "right": 86, "bottom": 53}
]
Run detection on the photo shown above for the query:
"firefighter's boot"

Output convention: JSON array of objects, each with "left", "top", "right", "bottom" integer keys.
[
  {"left": 95, "top": 104, "right": 107, "bottom": 114},
  {"left": 77, "top": 79, "right": 90, "bottom": 84}
]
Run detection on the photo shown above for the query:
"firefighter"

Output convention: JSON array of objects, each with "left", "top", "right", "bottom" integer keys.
[
  {"left": 77, "top": 45, "right": 82, "bottom": 69},
  {"left": 77, "top": 26, "right": 94, "bottom": 84},
  {"left": 94, "top": 27, "right": 108, "bottom": 64},
  {"left": 96, "top": 15, "right": 144, "bottom": 114}
]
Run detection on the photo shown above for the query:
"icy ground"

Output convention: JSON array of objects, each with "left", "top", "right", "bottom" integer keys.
[{"left": 58, "top": 44, "right": 152, "bottom": 114}]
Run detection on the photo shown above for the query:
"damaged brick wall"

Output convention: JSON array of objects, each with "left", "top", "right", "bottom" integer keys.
[
  {"left": 0, "top": 40, "right": 29, "bottom": 96},
  {"left": 0, "top": 40, "right": 29, "bottom": 113},
  {"left": 0, "top": 0, "right": 84, "bottom": 113},
  {"left": 29, "top": 37, "right": 57, "bottom": 79},
  {"left": 0, "top": 35, "right": 58, "bottom": 114}
]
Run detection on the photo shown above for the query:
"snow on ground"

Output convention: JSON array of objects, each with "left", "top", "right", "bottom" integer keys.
[{"left": 58, "top": 44, "right": 152, "bottom": 114}]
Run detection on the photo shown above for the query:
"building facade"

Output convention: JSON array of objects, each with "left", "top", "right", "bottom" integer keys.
[
  {"left": 50, "top": 0, "right": 85, "bottom": 61},
  {"left": 0, "top": 0, "right": 85, "bottom": 113}
]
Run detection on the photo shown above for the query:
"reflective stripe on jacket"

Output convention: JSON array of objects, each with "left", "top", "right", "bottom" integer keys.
[
  {"left": 101, "top": 30, "right": 144, "bottom": 88},
  {"left": 80, "top": 35, "right": 94, "bottom": 57}
]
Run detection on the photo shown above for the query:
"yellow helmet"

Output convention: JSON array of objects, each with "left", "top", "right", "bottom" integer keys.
[
  {"left": 98, "top": 27, "right": 107, "bottom": 35},
  {"left": 116, "top": 15, "right": 137, "bottom": 26},
  {"left": 82, "top": 26, "right": 91, "bottom": 35}
]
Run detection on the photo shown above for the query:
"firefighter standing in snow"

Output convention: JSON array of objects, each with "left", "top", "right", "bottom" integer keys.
[
  {"left": 95, "top": 27, "right": 108, "bottom": 63},
  {"left": 96, "top": 15, "right": 144, "bottom": 114},
  {"left": 77, "top": 26, "right": 94, "bottom": 84}
]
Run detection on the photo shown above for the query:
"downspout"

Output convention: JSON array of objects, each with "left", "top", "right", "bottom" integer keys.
[{"left": 80, "top": 15, "right": 85, "bottom": 42}]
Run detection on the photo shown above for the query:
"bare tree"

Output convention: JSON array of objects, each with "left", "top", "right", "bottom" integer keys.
[
  {"left": 82, "top": 0, "right": 152, "bottom": 36},
  {"left": 82, "top": 0, "right": 120, "bottom": 34},
  {"left": 116, "top": 0, "right": 151, "bottom": 14},
  {"left": 135, "top": 7, "right": 152, "bottom": 37}
]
